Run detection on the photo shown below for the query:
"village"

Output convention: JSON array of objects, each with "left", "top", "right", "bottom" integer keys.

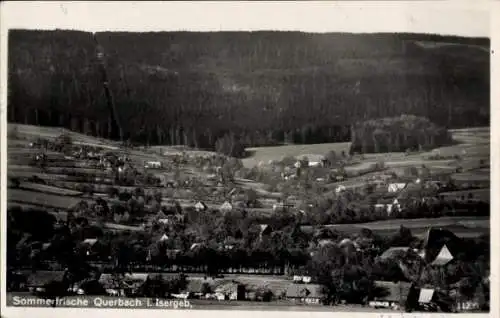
[{"left": 6, "top": 124, "right": 490, "bottom": 312}]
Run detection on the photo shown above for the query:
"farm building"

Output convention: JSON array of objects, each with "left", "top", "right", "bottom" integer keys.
[
  {"left": 285, "top": 283, "right": 323, "bottom": 305},
  {"left": 369, "top": 281, "right": 412, "bottom": 310}
]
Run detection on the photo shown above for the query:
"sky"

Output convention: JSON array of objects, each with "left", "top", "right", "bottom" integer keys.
[{"left": 0, "top": 1, "right": 491, "bottom": 37}]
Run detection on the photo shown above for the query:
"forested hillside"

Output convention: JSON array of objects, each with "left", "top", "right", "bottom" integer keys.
[{"left": 7, "top": 30, "right": 490, "bottom": 152}]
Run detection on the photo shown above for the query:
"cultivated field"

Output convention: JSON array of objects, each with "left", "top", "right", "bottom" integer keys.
[
  {"left": 6, "top": 124, "right": 490, "bottom": 238},
  {"left": 300, "top": 216, "right": 490, "bottom": 239}
]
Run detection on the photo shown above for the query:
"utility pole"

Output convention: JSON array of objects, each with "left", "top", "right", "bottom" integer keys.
[{"left": 93, "top": 33, "right": 124, "bottom": 142}]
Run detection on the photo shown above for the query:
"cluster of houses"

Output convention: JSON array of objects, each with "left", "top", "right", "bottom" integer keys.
[
  {"left": 8, "top": 223, "right": 488, "bottom": 312},
  {"left": 15, "top": 270, "right": 324, "bottom": 304}
]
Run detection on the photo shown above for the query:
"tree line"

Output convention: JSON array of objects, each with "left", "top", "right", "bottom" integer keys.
[{"left": 8, "top": 30, "right": 489, "bottom": 156}]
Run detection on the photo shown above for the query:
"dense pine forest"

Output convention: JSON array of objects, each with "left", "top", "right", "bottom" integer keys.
[{"left": 7, "top": 30, "right": 490, "bottom": 154}]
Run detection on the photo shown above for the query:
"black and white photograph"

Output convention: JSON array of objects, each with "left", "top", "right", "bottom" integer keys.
[{"left": 0, "top": 1, "right": 495, "bottom": 316}]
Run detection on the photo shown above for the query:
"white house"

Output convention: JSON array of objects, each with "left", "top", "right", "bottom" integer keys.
[
  {"left": 220, "top": 201, "right": 233, "bottom": 213},
  {"left": 388, "top": 183, "right": 407, "bottom": 193}
]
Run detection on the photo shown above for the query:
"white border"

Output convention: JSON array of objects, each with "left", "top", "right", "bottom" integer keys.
[{"left": 0, "top": 1, "right": 496, "bottom": 318}]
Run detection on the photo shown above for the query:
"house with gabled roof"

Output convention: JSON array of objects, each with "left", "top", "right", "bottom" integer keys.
[
  {"left": 195, "top": 201, "right": 208, "bottom": 212},
  {"left": 82, "top": 238, "right": 98, "bottom": 246},
  {"left": 369, "top": 281, "right": 412, "bottom": 310},
  {"left": 430, "top": 244, "right": 454, "bottom": 266},
  {"left": 273, "top": 201, "right": 294, "bottom": 212},
  {"left": 379, "top": 247, "right": 417, "bottom": 260},
  {"left": 419, "top": 228, "right": 461, "bottom": 265},
  {"left": 220, "top": 201, "right": 233, "bottom": 213}
]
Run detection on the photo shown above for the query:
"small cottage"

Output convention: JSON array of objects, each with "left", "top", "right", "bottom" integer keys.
[
  {"left": 81, "top": 238, "right": 99, "bottom": 256},
  {"left": 388, "top": 183, "right": 407, "bottom": 193},
  {"left": 369, "top": 281, "right": 412, "bottom": 310},
  {"left": 259, "top": 224, "right": 273, "bottom": 239},
  {"left": 220, "top": 201, "right": 233, "bottom": 213},
  {"left": 286, "top": 283, "right": 323, "bottom": 305}
]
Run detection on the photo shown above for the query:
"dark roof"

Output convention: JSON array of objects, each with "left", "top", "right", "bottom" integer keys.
[
  {"left": 286, "top": 283, "right": 323, "bottom": 298},
  {"left": 25, "top": 271, "right": 66, "bottom": 286},
  {"left": 373, "top": 281, "right": 412, "bottom": 303},
  {"left": 215, "top": 281, "right": 240, "bottom": 293}
]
